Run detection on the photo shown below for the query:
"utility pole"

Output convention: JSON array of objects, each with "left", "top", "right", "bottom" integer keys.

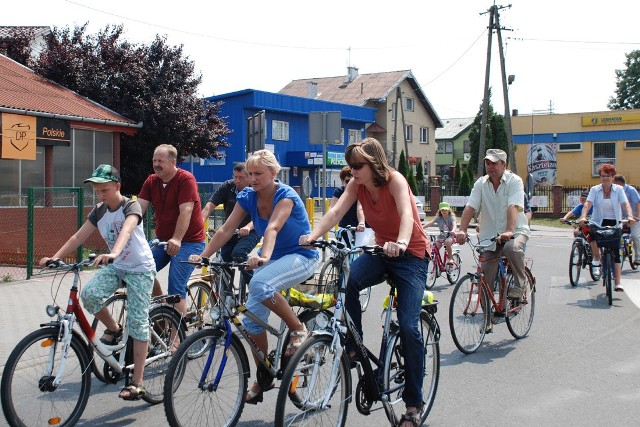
[
  {"left": 478, "top": 4, "right": 515, "bottom": 176},
  {"left": 391, "top": 87, "right": 407, "bottom": 168}
]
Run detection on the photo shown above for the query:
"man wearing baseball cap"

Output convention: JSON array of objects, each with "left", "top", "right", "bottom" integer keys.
[{"left": 455, "top": 149, "right": 530, "bottom": 331}]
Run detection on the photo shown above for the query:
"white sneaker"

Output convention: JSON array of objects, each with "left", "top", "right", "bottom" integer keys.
[{"left": 615, "top": 283, "right": 624, "bottom": 292}]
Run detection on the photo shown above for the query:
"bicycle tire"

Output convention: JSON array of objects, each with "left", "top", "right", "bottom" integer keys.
[
  {"left": 143, "top": 305, "right": 186, "bottom": 404},
  {"left": 604, "top": 250, "right": 613, "bottom": 306},
  {"left": 630, "top": 245, "right": 638, "bottom": 270},
  {"left": 280, "top": 309, "right": 333, "bottom": 370},
  {"left": 164, "top": 327, "right": 249, "bottom": 427},
  {"left": 446, "top": 252, "right": 462, "bottom": 284},
  {"left": 1, "top": 327, "right": 91, "bottom": 427},
  {"left": 90, "top": 292, "right": 128, "bottom": 384},
  {"left": 426, "top": 257, "right": 438, "bottom": 290},
  {"left": 449, "top": 274, "right": 488, "bottom": 354},
  {"left": 568, "top": 240, "right": 583, "bottom": 287},
  {"left": 317, "top": 257, "right": 340, "bottom": 298},
  {"left": 274, "top": 335, "right": 350, "bottom": 427},
  {"left": 588, "top": 245, "right": 601, "bottom": 281},
  {"left": 382, "top": 311, "right": 440, "bottom": 425},
  {"left": 506, "top": 267, "right": 536, "bottom": 339}
]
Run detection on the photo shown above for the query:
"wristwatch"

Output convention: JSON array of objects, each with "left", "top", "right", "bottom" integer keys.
[{"left": 396, "top": 239, "right": 408, "bottom": 247}]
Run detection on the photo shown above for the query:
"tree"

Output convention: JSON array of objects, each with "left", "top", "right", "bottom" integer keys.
[
  {"left": 397, "top": 150, "right": 409, "bottom": 178},
  {"left": 468, "top": 91, "right": 509, "bottom": 175},
  {"left": 0, "top": 27, "right": 39, "bottom": 66},
  {"left": 453, "top": 159, "right": 461, "bottom": 187},
  {"left": 609, "top": 50, "right": 640, "bottom": 110},
  {"left": 416, "top": 159, "right": 425, "bottom": 183},
  {"left": 407, "top": 167, "right": 418, "bottom": 195},
  {"left": 8, "top": 24, "right": 231, "bottom": 194},
  {"left": 459, "top": 168, "right": 472, "bottom": 196}
]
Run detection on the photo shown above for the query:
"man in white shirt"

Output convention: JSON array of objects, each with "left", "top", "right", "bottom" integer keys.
[{"left": 455, "top": 149, "right": 531, "bottom": 308}]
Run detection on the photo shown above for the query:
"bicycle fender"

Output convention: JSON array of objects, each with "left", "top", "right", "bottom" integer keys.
[{"left": 36, "top": 324, "right": 91, "bottom": 359}]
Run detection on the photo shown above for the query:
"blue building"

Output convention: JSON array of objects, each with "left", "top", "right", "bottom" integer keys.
[{"left": 177, "top": 89, "right": 375, "bottom": 197}]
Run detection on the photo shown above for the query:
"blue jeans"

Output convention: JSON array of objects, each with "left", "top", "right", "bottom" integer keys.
[
  {"left": 152, "top": 240, "right": 205, "bottom": 298},
  {"left": 220, "top": 230, "right": 261, "bottom": 283},
  {"left": 346, "top": 252, "right": 428, "bottom": 407}
]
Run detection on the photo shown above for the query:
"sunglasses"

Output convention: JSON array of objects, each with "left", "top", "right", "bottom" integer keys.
[{"left": 348, "top": 162, "right": 366, "bottom": 170}]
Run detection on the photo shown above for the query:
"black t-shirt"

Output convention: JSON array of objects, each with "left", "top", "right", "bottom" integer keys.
[
  {"left": 208, "top": 179, "right": 250, "bottom": 228},
  {"left": 333, "top": 185, "right": 359, "bottom": 228}
]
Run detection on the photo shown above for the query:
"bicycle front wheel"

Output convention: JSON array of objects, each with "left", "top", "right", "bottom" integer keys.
[
  {"left": 164, "top": 327, "right": 249, "bottom": 427},
  {"left": 446, "top": 253, "right": 462, "bottom": 284},
  {"left": 603, "top": 250, "right": 613, "bottom": 306},
  {"left": 382, "top": 311, "right": 440, "bottom": 425},
  {"left": 143, "top": 305, "right": 186, "bottom": 404},
  {"left": 506, "top": 267, "right": 536, "bottom": 339},
  {"left": 569, "top": 240, "right": 583, "bottom": 287},
  {"left": 1, "top": 327, "right": 91, "bottom": 427},
  {"left": 449, "top": 274, "right": 488, "bottom": 354},
  {"left": 275, "top": 335, "right": 350, "bottom": 427}
]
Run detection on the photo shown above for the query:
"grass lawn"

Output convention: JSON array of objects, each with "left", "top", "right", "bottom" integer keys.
[{"left": 530, "top": 216, "right": 573, "bottom": 229}]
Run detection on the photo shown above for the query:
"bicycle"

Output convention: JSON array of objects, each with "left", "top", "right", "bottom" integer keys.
[
  {"left": 163, "top": 258, "right": 333, "bottom": 427},
  {"left": 449, "top": 236, "right": 536, "bottom": 354},
  {"left": 589, "top": 221, "right": 626, "bottom": 306},
  {"left": 425, "top": 233, "right": 461, "bottom": 289},
  {"left": 1, "top": 255, "right": 185, "bottom": 427},
  {"left": 324, "top": 225, "right": 372, "bottom": 311},
  {"left": 275, "top": 240, "right": 441, "bottom": 426},
  {"left": 620, "top": 225, "right": 638, "bottom": 271},
  {"left": 563, "top": 219, "right": 601, "bottom": 286}
]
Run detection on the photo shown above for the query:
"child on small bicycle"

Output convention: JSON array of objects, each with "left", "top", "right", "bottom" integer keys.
[
  {"left": 423, "top": 202, "right": 457, "bottom": 266},
  {"left": 39, "top": 165, "right": 156, "bottom": 401}
]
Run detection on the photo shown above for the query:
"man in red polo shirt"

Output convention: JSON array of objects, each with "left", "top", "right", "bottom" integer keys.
[{"left": 138, "top": 144, "right": 205, "bottom": 316}]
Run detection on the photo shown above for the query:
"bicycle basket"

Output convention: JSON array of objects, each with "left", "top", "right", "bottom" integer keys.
[{"left": 590, "top": 225, "right": 622, "bottom": 249}]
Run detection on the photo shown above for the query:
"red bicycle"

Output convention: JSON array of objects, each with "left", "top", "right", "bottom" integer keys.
[{"left": 426, "top": 234, "right": 461, "bottom": 289}]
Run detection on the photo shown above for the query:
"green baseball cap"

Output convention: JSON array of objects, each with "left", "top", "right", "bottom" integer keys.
[{"left": 84, "top": 164, "right": 121, "bottom": 183}]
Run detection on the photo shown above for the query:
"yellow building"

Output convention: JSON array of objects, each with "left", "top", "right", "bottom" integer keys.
[{"left": 512, "top": 109, "right": 640, "bottom": 187}]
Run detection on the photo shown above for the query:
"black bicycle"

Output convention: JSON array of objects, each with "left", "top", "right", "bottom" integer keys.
[
  {"left": 563, "top": 220, "right": 601, "bottom": 286},
  {"left": 589, "top": 221, "right": 625, "bottom": 305},
  {"left": 274, "top": 240, "right": 440, "bottom": 426}
]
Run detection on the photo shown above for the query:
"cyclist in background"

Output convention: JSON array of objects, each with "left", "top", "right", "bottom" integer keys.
[
  {"left": 330, "top": 165, "right": 374, "bottom": 248},
  {"left": 578, "top": 164, "right": 635, "bottom": 291},
  {"left": 39, "top": 165, "right": 155, "bottom": 401},
  {"left": 560, "top": 189, "right": 593, "bottom": 236},
  {"left": 613, "top": 174, "right": 640, "bottom": 266},
  {"left": 201, "top": 162, "right": 261, "bottom": 282},
  {"left": 423, "top": 201, "right": 457, "bottom": 266}
]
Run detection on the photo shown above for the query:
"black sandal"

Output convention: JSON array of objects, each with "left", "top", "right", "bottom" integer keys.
[
  {"left": 100, "top": 324, "right": 123, "bottom": 345},
  {"left": 118, "top": 383, "right": 146, "bottom": 401}
]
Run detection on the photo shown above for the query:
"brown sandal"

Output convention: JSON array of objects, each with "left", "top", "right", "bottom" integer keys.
[
  {"left": 399, "top": 405, "right": 423, "bottom": 427},
  {"left": 285, "top": 325, "right": 310, "bottom": 357},
  {"left": 100, "top": 324, "right": 123, "bottom": 345},
  {"left": 118, "top": 383, "right": 146, "bottom": 400}
]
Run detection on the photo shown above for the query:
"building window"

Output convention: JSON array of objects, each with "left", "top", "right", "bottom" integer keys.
[
  {"left": 592, "top": 141, "right": 615, "bottom": 176},
  {"left": 277, "top": 167, "right": 290, "bottom": 185},
  {"left": 405, "top": 98, "right": 414, "bottom": 112},
  {"left": 625, "top": 140, "right": 640, "bottom": 149},
  {"left": 445, "top": 141, "right": 453, "bottom": 153},
  {"left": 405, "top": 125, "right": 413, "bottom": 142},
  {"left": 436, "top": 143, "right": 444, "bottom": 154},
  {"left": 558, "top": 143, "right": 582, "bottom": 152},
  {"left": 348, "top": 129, "right": 360, "bottom": 144},
  {"left": 463, "top": 139, "right": 471, "bottom": 153},
  {"left": 272, "top": 120, "right": 289, "bottom": 141},
  {"left": 420, "top": 127, "right": 429, "bottom": 144},
  {"left": 391, "top": 103, "right": 396, "bottom": 121}
]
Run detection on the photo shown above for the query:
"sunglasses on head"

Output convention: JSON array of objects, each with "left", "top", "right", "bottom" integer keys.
[{"left": 349, "top": 162, "right": 366, "bottom": 170}]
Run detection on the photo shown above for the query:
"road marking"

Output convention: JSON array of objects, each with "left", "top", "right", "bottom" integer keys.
[
  {"left": 622, "top": 279, "right": 640, "bottom": 309},
  {"left": 609, "top": 353, "right": 640, "bottom": 374},
  {"left": 548, "top": 276, "right": 592, "bottom": 306}
]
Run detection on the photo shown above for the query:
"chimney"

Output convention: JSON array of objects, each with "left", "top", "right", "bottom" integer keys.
[
  {"left": 307, "top": 82, "right": 318, "bottom": 98},
  {"left": 347, "top": 66, "right": 359, "bottom": 82}
]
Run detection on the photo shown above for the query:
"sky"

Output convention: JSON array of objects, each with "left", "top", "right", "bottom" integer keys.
[{"left": 6, "top": 0, "right": 640, "bottom": 120}]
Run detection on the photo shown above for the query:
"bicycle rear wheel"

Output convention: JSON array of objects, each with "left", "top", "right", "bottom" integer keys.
[
  {"left": 426, "top": 258, "right": 438, "bottom": 290},
  {"left": 446, "top": 253, "right": 462, "bottom": 284},
  {"left": 143, "top": 305, "right": 186, "bottom": 404},
  {"left": 90, "top": 292, "right": 127, "bottom": 384},
  {"left": 603, "top": 251, "right": 613, "bottom": 306},
  {"left": 1, "top": 327, "right": 91, "bottom": 427},
  {"left": 569, "top": 240, "right": 583, "bottom": 287},
  {"left": 359, "top": 287, "right": 372, "bottom": 312},
  {"left": 506, "top": 267, "right": 536, "bottom": 339},
  {"left": 449, "top": 274, "right": 488, "bottom": 354},
  {"left": 275, "top": 335, "right": 350, "bottom": 427},
  {"left": 164, "top": 327, "right": 249, "bottom": 427},
  {"left": 382, "top": 311, "right": 440, "bottom": 425},
  {"left": 317, "top": 257, "right": 340, "bottom": 298}
]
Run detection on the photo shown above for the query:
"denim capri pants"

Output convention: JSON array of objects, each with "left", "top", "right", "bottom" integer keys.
[{"left": 242, "top": 253, "right": 319, "bottom": 335}]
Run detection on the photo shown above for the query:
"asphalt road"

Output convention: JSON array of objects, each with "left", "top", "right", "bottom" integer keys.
[{"left": 2, "top": 225, "right": 640, "bottom": 426}]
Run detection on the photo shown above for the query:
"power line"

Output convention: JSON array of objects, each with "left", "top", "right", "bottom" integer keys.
[
  {"left": 425, "top": 29, "right": 488, "bottom": 86},
  {"left": 509, "top": 36, "right": 640, "bottom": 46}
]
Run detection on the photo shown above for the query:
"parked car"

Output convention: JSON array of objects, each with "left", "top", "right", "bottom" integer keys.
[{"left": 414, "top": 196, "right": 426, "bottom": 222}]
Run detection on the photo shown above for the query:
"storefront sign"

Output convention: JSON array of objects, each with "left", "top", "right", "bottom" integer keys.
[
  {"left": 1, "top": 113, "right": 36, "bottom": 160},
  {"left": 582, "top": 112, "right": 640, "bottom": 127},
  {"left": 36, "top": 118, "right": 71, "bottom": 146},
  {"left": 326, "top": 151, "right": 346, "bottom": 166}
]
